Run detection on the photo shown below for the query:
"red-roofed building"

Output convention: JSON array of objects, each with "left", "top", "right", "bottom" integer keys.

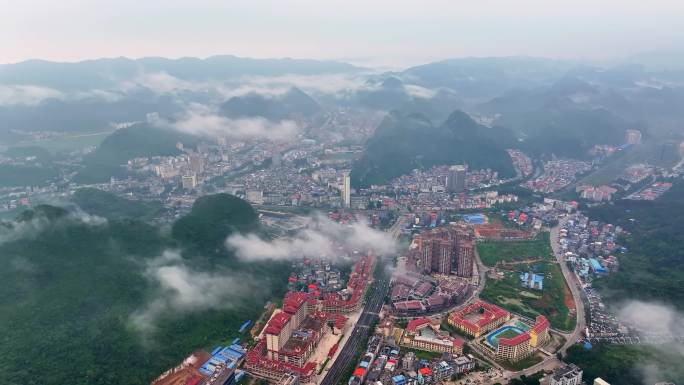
[
  {"left": 245, "top": 255, "right": 375, "bottom": 384},
  {"left": 244, "top": 340, "right": 318, "bottom": 383},
  {"left": 392, "top": 300, "right": 425, "bottom": 316},
  {"left": 495, "top": 315, "right": 550, "bottom": 362},
  {"left": 418, "top": 367, "right": 433, "bottom": 377},
  {"left": 529, "top": 315, "right": 550, "bottom": 348},
  {"left": 406, "top": 318, "right": 431, "bottom": 333},
  {"left": 400, "top": 317, "right": 464, "bottom": 355},
  {"left": 447, "top": 300, "right": 510, "bottom": 337},
  {"left": 321, "top": 254, "right": 374, "bottom": 314}
]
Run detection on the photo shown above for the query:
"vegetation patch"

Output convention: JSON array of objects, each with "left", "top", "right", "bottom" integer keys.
[
  {"left": 72, "top": 188, "right": 165, "bottom": 221},
  {"left": 588, "top": 181, "right": 684, "bottom": 310},
  {"left": 566, "top": 344, "right": 683, "bottom": 385},
  {"left": 481, "top": 262, "right": 574, "bottom": 331},
  {"left": 477, "top": 232, "right": 553, "bottom": 267},
  {"left": 0, "top": 194, "right": 290, "bottom": 385}
]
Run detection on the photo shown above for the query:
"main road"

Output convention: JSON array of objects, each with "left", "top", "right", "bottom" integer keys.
[
  {"left": 319, "top": 214, "right": 404, "bottom": 385},
  {"left": 319, "top": 275, "right": 390, "bottom": 385},
  {"left": 550, "top": 216, "right": 586, "bottom": 354}
]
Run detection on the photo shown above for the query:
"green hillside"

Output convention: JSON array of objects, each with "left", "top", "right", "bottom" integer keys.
[
  {"left": 566, "top": 344, "right": 683, "bottom": 385},
  {"left": 587, "top": 181, "right": 684, "bottom": 310},
  {"left": 0, "top": 164, "right": 58, "bottom": 187},
  {"left": 350, "top": 110, "right": 516, "bottom": 187},
  {"left": 74, "top": 124, "right": 199, "bottom": 183},
  {"left": 220, "top": 87, "right": 321, "bottom": 120},
  {"left": 172, "top": 193, "right": 258, "bottom": 252},
  {"left": 0, "top": 194, "right": 288, "bottom": 385},
  {"left": 72, "top": 188, "right": 165, "bottom": 221}
]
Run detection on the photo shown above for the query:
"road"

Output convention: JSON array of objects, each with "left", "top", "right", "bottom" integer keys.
[
  {"left": 550, "top": 216, "right": 586, "bottom": 354},
  {"left": 320, "top": 214, "right": 405, "bottom": 385},
  {"left": 508, "top": 216, "right": 587, "bottom": 379},
  {"left": 319, "top": 275, "right": 390, "bottom": 385}
]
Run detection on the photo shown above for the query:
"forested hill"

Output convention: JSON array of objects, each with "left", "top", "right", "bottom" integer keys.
[
  {"left": 587, "top": 181, "right": 684, "bottom": 310},
  {"left": 220, "top": 87, "right": 321, "bottom": 120},
  {"left": 350, "top": 110, "right": 516, "bottom": 188},
  {"left": 74, "top": 123, "right": 199, "bottom": 184},
  {"left": 71, "top": 188, "right": 166, "bottom": 221},
  {"left": 0, "top": 194, "right": 288, "bottom": 385}
]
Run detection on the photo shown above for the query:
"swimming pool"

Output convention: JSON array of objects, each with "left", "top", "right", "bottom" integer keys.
[{"left": 486, "top": 326, "right": 525, "bottom": 348}]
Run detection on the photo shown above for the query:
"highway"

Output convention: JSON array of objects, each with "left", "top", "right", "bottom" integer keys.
[{"left": 319, "top": 275, "right": 390, "bottom": 385}]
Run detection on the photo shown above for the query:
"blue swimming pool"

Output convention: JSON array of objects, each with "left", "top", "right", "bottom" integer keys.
[{"left": 486, "top": 326, "right": 525, "bottom": 348}]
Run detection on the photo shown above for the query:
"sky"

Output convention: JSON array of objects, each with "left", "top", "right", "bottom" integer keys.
[{"left": 2, "top": 0, "right": 684, "bottom": 69}]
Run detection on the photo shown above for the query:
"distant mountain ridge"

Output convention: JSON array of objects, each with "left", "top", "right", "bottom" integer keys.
[
  {"left": 475, "top": 75, "right": 633, "bottom": 157},
  {"left": 0, "top": 55, "right": 361, "bottom": 90},
  {"left": 220, "top": 87, "right": 322, "bottom": 120}
]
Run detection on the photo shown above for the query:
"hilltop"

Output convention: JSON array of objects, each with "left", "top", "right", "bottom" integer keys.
[
  {"left": 74, "top": 123, "right": 199, "bottom": 183},
  {"left": 350, "top": 110, "right": 516, "bottom": 188}
]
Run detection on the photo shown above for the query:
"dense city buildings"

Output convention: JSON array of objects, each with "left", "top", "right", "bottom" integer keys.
[
  {"left": 507, "top": 149, "right": 533, "bottom": 178},
  {"left": 244, "top": 254, "right": 374, "bottom": 383},
  {"left": 625, "top": 181, "right": 672, "bottom": 200},
  {"left": 575, "top": 185, "right": 617, "bottom": 202},
  {"left": 522, "top": 159, "right": 592, "bottom": 193}
]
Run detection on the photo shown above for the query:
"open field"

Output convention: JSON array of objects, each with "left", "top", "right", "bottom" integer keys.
[
  {"left": 477, "top": 232, "right": 553, "bottom": 267},
  {"left": 481, "top": 262, "right": 574, "bottom": 331},
  {"left": 16, "top": 130, "right": 114, "bottom": 153}
]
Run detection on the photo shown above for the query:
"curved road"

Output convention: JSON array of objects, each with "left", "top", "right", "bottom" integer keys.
[
  {"left": 509, "top": 216, "right": 586, "bottom": 379},
  {"left": 551, "top": 216, "right": 586, "bottom": 354}
]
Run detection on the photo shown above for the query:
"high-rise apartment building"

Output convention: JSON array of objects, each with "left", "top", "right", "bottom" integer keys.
[
  {"left": 447, "top": 165, "right": 467, "bottom": 193},
  {"left": 625, "top": 129, "right": 642, "bottom": 145},
  {"left": 414, "top": 225, "right": 474, "bottom": 276},
  {"left": 189, "top": 153, "right": 205, "bottom": 174},
  {"left": 181, "top": 174, "right": 197, "bottom": 190},
  {"left": 341, "top": 174, "right": 351, "bottom": 207}
]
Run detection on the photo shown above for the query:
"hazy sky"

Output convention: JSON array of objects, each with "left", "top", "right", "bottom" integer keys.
[{"left": 2, "top": 0, "right": 683, "bottom": 68}]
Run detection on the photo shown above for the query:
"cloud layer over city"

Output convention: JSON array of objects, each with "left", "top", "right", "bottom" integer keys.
[{"left": 226, "top": 214, "right": 397, "bottom": 261}]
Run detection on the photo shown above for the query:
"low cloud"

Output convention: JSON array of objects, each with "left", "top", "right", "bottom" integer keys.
[
  {"left": 617, "top": 301, "right": 684, "bottom": 336},
  {"left": 616, "top": 300, "right": 684, "bottom": 384},
  {"left": 226, "top": 213, "right": 397, "bottom": 261},
  {"left": 404, "top": 84, "right": 437, "bottom": 99},
  {"left": 230, "top": 73, "right": 371, "bottom": 97},
  {"left": 0, "top": 208, "right": 106, "bottom": 245},
  {"left": 151, "top": 103, "right": 300, "bottom": 141},
  {"left": 0, "top": 85, "right": 64, "bottom": 106},
  {"left": 130, "top": 250, "right": 255, "bottom": 335},
  {"left": 0, "top": 84, "right": 124, "bottom": 106}
]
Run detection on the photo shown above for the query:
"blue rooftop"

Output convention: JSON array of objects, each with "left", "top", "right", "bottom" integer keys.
[
  {"left": 589, "top": 258, "right": 607, "bottom": 273},
  {"left": 463, "top": 214, "right": 486, "bottom": 224},
  {"left": 200, "top": 345, "right": 246, "bottom": 376}
]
